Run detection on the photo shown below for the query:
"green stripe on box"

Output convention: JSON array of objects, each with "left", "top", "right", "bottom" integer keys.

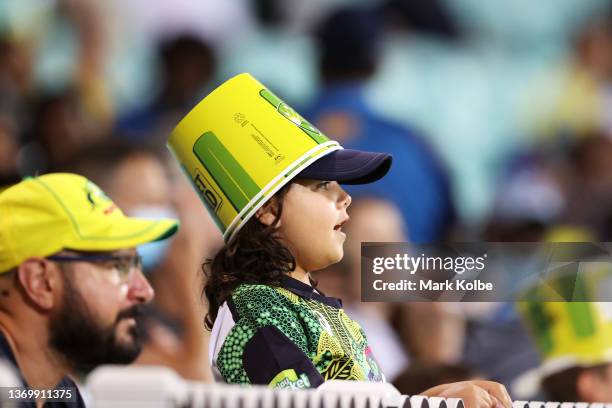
[
  {"left": 526, "top": 302, "right": 555, "bottom": 354},
  {"left": 193, "top": 132, "right": 260, "bottom": 213},
  {"left": 566, "top": 303, "right": 596, "bottom": 339}
]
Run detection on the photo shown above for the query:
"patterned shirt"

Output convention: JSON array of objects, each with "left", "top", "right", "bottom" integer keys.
[{"left": 209, "top": 276, "right": 385, "bottom": 388}]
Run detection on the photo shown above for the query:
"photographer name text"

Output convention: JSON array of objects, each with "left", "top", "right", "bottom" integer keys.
[{"left": 372, "top": 279, "right": 494, "bottom": 292}]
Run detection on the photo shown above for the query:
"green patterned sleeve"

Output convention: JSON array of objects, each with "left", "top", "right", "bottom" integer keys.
[{"left": 216, "top": 285, "right": 324, "bottom": 388}]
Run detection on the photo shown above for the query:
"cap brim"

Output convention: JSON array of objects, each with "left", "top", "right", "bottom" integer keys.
[
  {"left": 297, "top": 149, "right": 392, "bottom": 185},
  {"left": 65, "top": 217, "right": 179, "bottom": 252}
]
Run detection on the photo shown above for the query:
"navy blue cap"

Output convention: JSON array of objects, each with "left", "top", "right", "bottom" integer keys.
[{"left": 298, "top": 149, "right": 392, "bottom": 185}]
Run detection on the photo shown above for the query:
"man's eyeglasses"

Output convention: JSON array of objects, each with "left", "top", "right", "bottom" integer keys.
[{"left": 47, "top": 253, "right": 142, "bottom": 283}]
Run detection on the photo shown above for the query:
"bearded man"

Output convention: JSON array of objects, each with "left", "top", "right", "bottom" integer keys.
[{"left": 0, "top": 173, "right": 178, "bottom": 407}]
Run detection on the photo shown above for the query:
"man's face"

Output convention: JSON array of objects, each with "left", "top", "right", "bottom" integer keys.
[{"left": 48, "top": 249, "right": 154, "bottom": 374}]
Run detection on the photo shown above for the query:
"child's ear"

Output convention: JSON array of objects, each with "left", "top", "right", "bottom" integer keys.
[{"left": 255, "top": 200, "right": 280, "bottom": 227}]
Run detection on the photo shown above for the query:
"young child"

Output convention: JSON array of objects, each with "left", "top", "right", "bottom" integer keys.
[
  {"left": 168, "top": 74, "right": 511, "bottom": 407},
  {"left": 206, "top": 175, "right": 387, "bottom": 388}
]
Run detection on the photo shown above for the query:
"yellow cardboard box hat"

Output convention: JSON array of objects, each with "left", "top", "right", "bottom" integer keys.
[
  {"left": 519, "top": 301, "right": 612, "bottom": 377},
  {"left": 517, "top": 235, "right": 612, "bottom": 378},
  {"left": 168, "top": 73, "right": 391, "bottom": 242}
]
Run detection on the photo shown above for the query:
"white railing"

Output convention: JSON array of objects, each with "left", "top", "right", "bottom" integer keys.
[{"left": 82, "top": 366, "right": 612, "bottom": 408}]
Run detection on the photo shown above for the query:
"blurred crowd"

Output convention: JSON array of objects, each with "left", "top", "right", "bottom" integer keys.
[{"left": 1, "top": 0, "right": 612, "bottom": 402}]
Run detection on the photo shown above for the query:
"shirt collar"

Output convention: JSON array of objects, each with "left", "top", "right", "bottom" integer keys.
[{"left": 279, "top": 275, "right": 343, "bottom": 309}]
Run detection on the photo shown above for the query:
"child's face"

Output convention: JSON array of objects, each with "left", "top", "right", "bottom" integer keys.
[{"left": 278, "top": 179, "right": 351, "bottom": 272}]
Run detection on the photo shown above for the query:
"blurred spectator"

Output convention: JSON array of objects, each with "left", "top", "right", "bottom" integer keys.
[
  {"left": 316, "top": 197, "right": 410, "bottom": 381},
  {"left": 491, "top": 130, "right": 612, "bottom": 243},
  {"left": 584, "top": 194, "right": 612, "bottom": 241},
  {"left": 367, "top": 0, "right": 609, "bottom": 223},
  {"left": 68, "top": 140, "right": 223, "bottom": 381},
  {"left": 568, "top": 133, "right": 612, "bottom": 203},
  {"left": 551, "top": 133, "right": 612, "bottom": 241},
  {"left": 390, "top": 301, "right": 466, "bottom": 367},
  {"left": 0, "top": 2, "right": 117, "bottom": 175},
  {"left": 0, "top": 37, "right": 32, "bottom": 129},
  {"left": 317, "top": 197, "right": 466, "bottom": 378},
  {"left": 527, "top": 9, "right": 612, "bottom": 141},
  {"left": 462, "top": 303, "right": 542, "bottom": 393},
  {"left": 304, "top": 6, "right": 455, "bottom": 243},
  {"left": 0, "top": 113, "right": 19, "bottom": 188},
  {"left": 22, "top": 1, "right": 114, "bottom": 124},
  {"left": 483, "top": 151, "right": 566, "bottom": 242},
  {"left": 485, "top": 126, "right": 612, "bottom": 242},
  {"left": 470, "top": 154, "right": 562, "bottom": 389},
  {"left": 542, "top": 364, "right": 612, "bottom": 402},
  {"left": 0, "top": 37, "right": 32, "bottom": 186},
  {"left": 68, "top": 141, "right": 172, "bottom": 219},
  {"left": 19, "top": 88, "right": 102, "bottom": 175},
  {"left": 118, "top": 33, "right": 216, "bottom": 144},
  {"left": 518, "top": 302, "right": 612, "bottom": 402}
]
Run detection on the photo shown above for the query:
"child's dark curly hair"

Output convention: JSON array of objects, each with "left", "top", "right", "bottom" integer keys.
[{"left": 202, "top": 183, "right": 295, "bottom": 330}]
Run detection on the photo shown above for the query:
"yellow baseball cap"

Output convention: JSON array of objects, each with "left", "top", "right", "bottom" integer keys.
[{"left": 0, "top": 173, "right": 179, "bottom": 273}]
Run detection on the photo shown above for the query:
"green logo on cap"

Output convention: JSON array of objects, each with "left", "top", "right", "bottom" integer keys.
[{"left": 84, "top": 181, "right": 112, "bottom": 209}]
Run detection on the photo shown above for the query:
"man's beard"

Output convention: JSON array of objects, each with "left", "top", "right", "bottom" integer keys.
[{"left": 48, "top": 276, "right": 146, "bottom": 375}]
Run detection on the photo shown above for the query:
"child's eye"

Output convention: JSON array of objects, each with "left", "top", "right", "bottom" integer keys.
[{"left": 316, "top": 181, "right": 331, "bottom": 190}]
